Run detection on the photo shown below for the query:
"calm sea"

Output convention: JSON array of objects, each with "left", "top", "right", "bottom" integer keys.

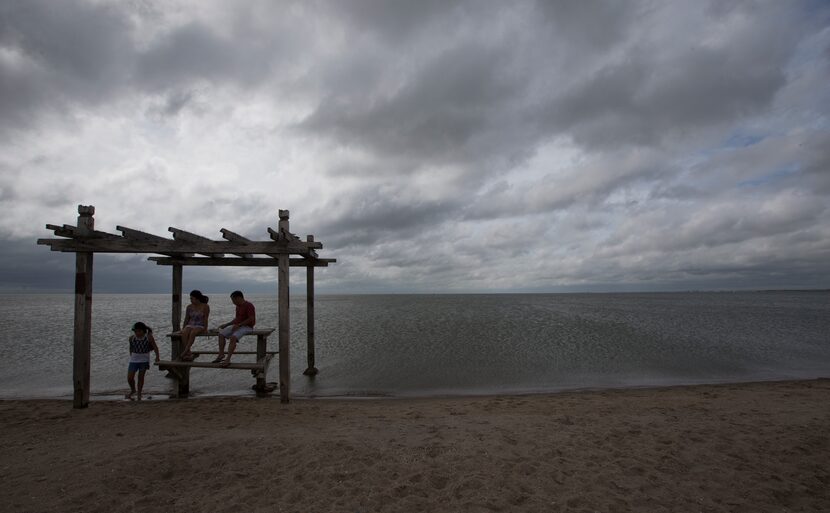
[{"left": 0, "top": 292, "right": 827, "bottom": 400}]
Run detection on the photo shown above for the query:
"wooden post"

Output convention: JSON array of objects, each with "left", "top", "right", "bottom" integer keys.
[
  {"left": 169, "top": 264, "right": 189, "bottom": 397},
  {"left": 172, "top": 264, "right": 182, "bottom": 331},
  {"left": 303, "top": 235, "right": 318, "bottom": 376},
  {"left": 255, "top": 333, "right": 267, "bottom": 397},
  {"left": 278, "top": 210, "right": 291, "bottom": 403},
  {"left": 73, "top": 205, "right": 94, "bottom": 408}
]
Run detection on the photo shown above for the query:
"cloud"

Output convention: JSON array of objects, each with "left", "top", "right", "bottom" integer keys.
[{"left": 0, "top": 0, "right": 828, "bottom": 292}]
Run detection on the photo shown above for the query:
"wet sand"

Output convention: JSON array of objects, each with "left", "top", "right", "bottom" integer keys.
[{"left": 1, "top": 379, "right": 828, "bottom": 512}]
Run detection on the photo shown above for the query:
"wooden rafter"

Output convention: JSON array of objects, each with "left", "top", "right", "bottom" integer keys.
[
  {"left": 169, "top": 227, "right": 225, "bottom": 258},
  {"left": 220, "top": 228, "right": 256, "bottom": 258},
  {"left": 37, "top": 237, "right": 321, "bottom": 255},
  {"left": 117, "top": 225, "right": 194, "bottom": 258},
  {"left": 147, "top": 256, "right": 335, "bottom": 267}
]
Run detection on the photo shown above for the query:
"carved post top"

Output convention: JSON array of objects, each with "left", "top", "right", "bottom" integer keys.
[
  {"left": 77, "top": 205, "right": 95, "bottom": 233},
  {"left": 307, "top": 235, "right": 314, "bottom": 242},
  {"left": 278, "top": 209, "right": 289, "bottom": 220}
]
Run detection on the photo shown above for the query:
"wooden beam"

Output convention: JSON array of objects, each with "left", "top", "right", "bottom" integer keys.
[
  {"left": 157, "top": 360, "right": 267, "bottom": 371},
  {"left": 36, "top": 238, "right": 321, "bottom": 254},
  {"left": 169, "top": 227, "right": 224, "bottom": 258},
  {"left": 303, "top": 235, "right": 318, "bottom": 376},
  {"left": 117, "top": 225, "right": 193, "bottom": 258},
  {"left": 45, "top": 224, "right": 121, "bottom": 240},
  {"left": 219, "top": 228, "right": 254, "bottom": 258},
  {"left": 266, "top": 215, "right": 320, "bottom": 258},
  {"left": 267, "top": 227, "right": 318, "bottom": 258},
  {"left": 117, "top": 225, "right": 171, "bottom": 242},
  {"left": 147, "top": 256, "right": 335, "bottom": 267},
  {"left": 267, "top": 226, "right": 300, "bottom": 243},
  {"left": 73, "top": 206, "right": 94, "bottom": 409}
]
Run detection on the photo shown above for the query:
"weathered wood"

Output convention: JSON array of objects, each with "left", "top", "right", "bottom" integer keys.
[
  {"left": 267, "top": 226, "right": 300, "bottom": 243},
  {"left": 46, "top": 224, "right": 121, "bottom": 240},
  {"left": 37, "top": 238, "right": 320, "bottom": 254},
  {"left": 219, "top": 228, "right": 254, "bottom": 258},
  {"left": 304, "top": 235, "right": 319, "bottom": 376},
  {"left": 169, "top": 334, "right": 189, "bottom": 397},
  {"left": 147, "top": 256, "right": 334, "bottom": 267},
  {"left": 43, "top": 205, "right": 333, "bottom": 405},
  {"left": 278, "top": 212, "right": 291, "bottom": 403},
  {"left": 268, "top": 226, "right": 319, "bottom": 258},
  {"left": 157, "top": 360, "right": 268, "bottom": 371},
  {"left": 166, "top": 328, "right": 275, "bottom": 338},
  {"left": 117, "top": 225, "right": 171, "bottom": 242},
  {"left": 118, "top": 225, "right": 194, "bottom": 258},
  {"left": 167, "top": 328, "right": 274, "bottom": 397},
  {"left": 255, "top": 333, "right": 268, "bottom": 396},
  {"left": 191, "top": 351, "right": 278, "bottom": 356},
  {"left": 169, "top": 227, "right": 225, "bottom": 258},
  {"left": 172, "top": 264, "right": 182, "bottom": 331},
  {"left": 72, "top": 206, "right": 94, "bottom": 409}
]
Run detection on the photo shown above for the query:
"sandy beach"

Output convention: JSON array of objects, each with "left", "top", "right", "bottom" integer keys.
[{"left": 1, "top": 379, "right": 828, "bottom": 513}]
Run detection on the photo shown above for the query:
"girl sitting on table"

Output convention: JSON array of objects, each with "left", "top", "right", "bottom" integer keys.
[{"left": 180, "top": 290, "right": 210, "bottom": 361}]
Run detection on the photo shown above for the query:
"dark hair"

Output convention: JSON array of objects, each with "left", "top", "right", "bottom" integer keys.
[
  {"left": 230, "top": 290, "right": 244, "bottom": 299},
  {"left": 132, "top": 321, "right": 152, "bottom": 333},
  {"left": 190, "top": 290, "right": 209, "bottom": 304}
]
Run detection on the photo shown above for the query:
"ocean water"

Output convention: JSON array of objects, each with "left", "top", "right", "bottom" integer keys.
[{"left": 0, "top": 291, "right": 827, "bottom": 399}]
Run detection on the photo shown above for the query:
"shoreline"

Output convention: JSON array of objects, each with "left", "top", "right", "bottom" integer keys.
[
  {"left": 2, "top": 375, "right": 827, "bottom": 402},
  {"left": 2, "top": 378, "right": 829, "bottom": 512}
]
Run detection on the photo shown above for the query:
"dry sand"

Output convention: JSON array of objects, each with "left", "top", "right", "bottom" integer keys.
[{"left": 1, "top": 379, "right": 828, "bottom": 513}]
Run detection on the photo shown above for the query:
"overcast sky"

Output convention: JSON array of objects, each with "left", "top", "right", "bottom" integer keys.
[{"left": 1, "top": 0, "right": 828, "bottom": 294}]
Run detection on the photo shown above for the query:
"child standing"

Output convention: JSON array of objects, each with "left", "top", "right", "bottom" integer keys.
[{"left": 127, "top": 321, "right": 160, "bottom": 401}]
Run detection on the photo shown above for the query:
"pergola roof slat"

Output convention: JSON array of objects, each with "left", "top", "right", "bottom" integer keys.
[
  {"left": 117, "top": 225, "right": 174, "bottom": 241},
  {"left": 117, "top": 225, "right": 193, "bottom": 258},
  {"left": 221, "top": 228, "right": 265, "bottom": 259},
  {"left": 169, "top": 227, "right": 224, "bottom": 258},
  {"left": 45, "top": 224, "right": 122, "bottom": 240}
]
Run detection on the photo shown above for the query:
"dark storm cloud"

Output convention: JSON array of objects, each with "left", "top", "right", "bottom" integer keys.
[
  {"left": 541, "top": 47, "right": 787, "bottom": 150},
  {"left": 534, "top": 0, "right": 636, "bottom": 52},
  {"left": 0, "top": 0, "right": 304, "bottom": 138},
  {"left": 0, "top": 0, "right": 828, "bottom": 292},
  {"left": 298, "top": 40, "right": 525, "bottom": 166},
  {"left": 324, "top": 0, "right": 453, "bottom": 43},
  {"left": 534, "top": 1, "right": 803, "bottom": 150},
  {"left": 799, "top": 131, "right": 830, "bottom": 193},
  {"left": 0, "top": 0, "right": 132, "bottom": 133},
  {"left": 313, "top": 187, "right": 463, "bottom": 248}
]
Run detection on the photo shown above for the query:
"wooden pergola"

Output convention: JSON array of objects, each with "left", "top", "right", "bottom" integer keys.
[{"left": 38, "top": 205, "right": 335, "bottom": 408}]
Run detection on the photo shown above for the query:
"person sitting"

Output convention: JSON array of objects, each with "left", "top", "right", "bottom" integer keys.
[
  {"left": 213, "top": 290, "right": 255, "bottom": 366},
  {"left": 180, "top": 290, "right": 209, "bottom": 361}
]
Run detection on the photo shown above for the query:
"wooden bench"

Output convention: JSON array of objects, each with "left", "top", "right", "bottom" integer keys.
[{"left": 156, "top": 328, "right": 276, "bottom": 398}]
